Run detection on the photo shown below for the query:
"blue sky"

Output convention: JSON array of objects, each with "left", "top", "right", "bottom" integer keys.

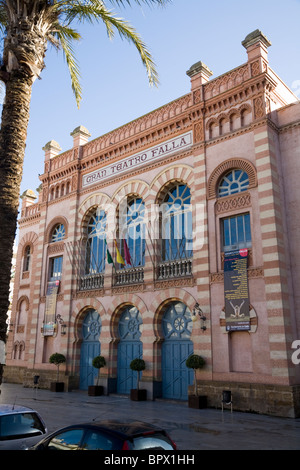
[{"left": 20, "top": 0, "right": 300, "bottom": 198}]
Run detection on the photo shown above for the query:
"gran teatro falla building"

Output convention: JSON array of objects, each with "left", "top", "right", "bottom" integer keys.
[{"left": 5, "top": 30, "right": 300, "bottom": 418}]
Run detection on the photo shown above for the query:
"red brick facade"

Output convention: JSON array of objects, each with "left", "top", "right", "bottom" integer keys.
[{"left": 5, "top": 31, "right": 300, "bottom": 417}]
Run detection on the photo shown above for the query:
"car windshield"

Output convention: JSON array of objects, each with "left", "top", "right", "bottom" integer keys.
[
  {"left": 132, "top": 433, "right": 174, "bottom": 450},
  {"left": 0, "top": 413, "right": 45, "bottom": 440}
]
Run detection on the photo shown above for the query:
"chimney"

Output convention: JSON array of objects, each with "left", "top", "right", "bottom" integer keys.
[{"left": 70, "top": 126, "right": 91, "bottom": 147}]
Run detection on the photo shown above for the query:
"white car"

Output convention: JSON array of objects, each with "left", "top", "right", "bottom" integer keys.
[{"left": 0, "top": 404, "right": 47, "bottom": 450}]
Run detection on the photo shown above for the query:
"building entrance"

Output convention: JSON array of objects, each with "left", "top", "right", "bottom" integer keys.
[
  {"left": 79, "top": 309, "right": 101, "bottom": 390},
  {"left": 161, "top": 302, "right": 193, "bottom": 400},
  {"left": 117, "top": 306, "right": 143, "bottom": 395}
]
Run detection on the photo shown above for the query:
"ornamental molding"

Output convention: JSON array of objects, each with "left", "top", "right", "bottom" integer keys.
[
  {"left": 82, "top": 94, "right": 192, "bottom": 159},
  {"left": 40, "top": 294, "right": 64, "bottom": 303},
  {"left": 112, "top": 284, "right": 145, "bottom": 295},
  {"left": 47, "top": 242, "right": 65, "bottom": 254},
  {"left": 72, "top": 289, "right": 105, "bottom": 299},
  {"left": 215, "top": 192, "right": 251, "bottom": 214},
  {"left": 82, "top": 132, "right": 193, "bottom": 189},
  {"left": 279, "top": 119, "right": 300, "bottom": 133},
  {"left": 210, "top": 267, "right": 264, "bottom": 284},
  {"left": 154, "top": 277, "right": 195, "bottom": 290},
  {"left": 78, "top": 146, "right": 193, "bottom": 198},
  {"left": 18, "top": 231, "right": 39, "bottom": 250},
  {"left": 205, "top": 103, "right": 252, "bottom": 129},
  {"left": 204, "top": 64, "right": 250, "bottom": 99}
]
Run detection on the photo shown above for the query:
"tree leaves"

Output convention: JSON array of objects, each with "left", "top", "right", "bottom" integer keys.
[{"left": 0, "top": 0, "right": 169, "bottom": 107}]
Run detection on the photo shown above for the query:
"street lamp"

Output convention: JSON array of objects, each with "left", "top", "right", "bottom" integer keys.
[{"left": 191, "top": 302, "right": 207, "bottom": 331}]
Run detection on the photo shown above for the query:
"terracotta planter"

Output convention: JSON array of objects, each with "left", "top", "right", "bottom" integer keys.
[
  {"left": 130, "top": 389, "right": 147, "bottom": 401},
  {"left": 50, "top": 382, "right": 65, "bottom": 392},
  {"left": 188, "top": 395, "right": 207, "bottom": 409},
  {"left": 88, "top": 385, "right": 104, "bottom": 396}
]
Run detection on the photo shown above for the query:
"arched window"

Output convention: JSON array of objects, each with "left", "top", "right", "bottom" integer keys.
[
  {"left": 85, "top": 209, "right": 107, "bottom": 274},
  {"left": 18, "top": 299, "right": 28, "bottom": 326},
  {"left": 23, "top": 246, "right": 31, "bottom": 271},
  {"left": 160, "top": 184, "right": 193, "bottom": 261},
  {"left": 51, "top": 223, "right": 65, "bottom": 242},
  {"left": 218, "top": 169, "right": 249, "bottom": 198},
  {"left": 119, "top": 197, "right": 145, "bottom": 267},
  {"left": 218, "top": 169, "right": 251, "bottom": 253}
]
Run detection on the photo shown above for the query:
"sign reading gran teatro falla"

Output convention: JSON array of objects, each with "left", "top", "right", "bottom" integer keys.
[{"left": 82, "top": 131, "right": 193, "bottom": 188}]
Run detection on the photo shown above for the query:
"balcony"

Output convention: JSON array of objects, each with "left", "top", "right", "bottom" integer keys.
[
  {"left": 79, "top": 273, "right": 104, "bottom": 290},
  {"left": 157, "top": 258, "right": 192, "bottom": 280},
  {"left": 114, "top": 267, "right": 144, "bottom": 286}
]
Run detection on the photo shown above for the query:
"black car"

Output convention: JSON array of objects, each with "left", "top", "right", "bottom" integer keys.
[{"left": 30, "top": 419, "right": 177, "bottom": 450}]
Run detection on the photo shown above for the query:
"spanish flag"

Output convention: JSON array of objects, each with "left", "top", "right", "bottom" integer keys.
[{"left": 114, "top": 240, "right": 125, "bottom": 265}]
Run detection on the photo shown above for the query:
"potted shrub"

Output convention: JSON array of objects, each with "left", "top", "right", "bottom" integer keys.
[
  {"left": 49, "top": 352, "right": 66, "bottom": 392},
  {"left": 130, "top": 358, "right": 147, "bottom": 401},
  {"left": 88, "top": 355, "right": 106, "bottom": 396},
  {"left": 186, "top": 354, "right": 206, "bottom": 408}
]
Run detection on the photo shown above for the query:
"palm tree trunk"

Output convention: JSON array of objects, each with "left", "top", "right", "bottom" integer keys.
[{"left": 0, "top": 68, "right": 32, "bottom": 386}]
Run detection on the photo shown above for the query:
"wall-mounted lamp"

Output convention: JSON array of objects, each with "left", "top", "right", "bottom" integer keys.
[
  {"left": 191, "top": 302, "right": 207, "bottom": 332},
  {"left": 56, "top": 314, "right": 67, "bottom": 335}
]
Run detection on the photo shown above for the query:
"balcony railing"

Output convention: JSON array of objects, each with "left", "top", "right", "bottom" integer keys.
[
  {"left": 79, "top": 273, "right": 104, "bottom": 290},
  {"left": 114, "top": 267, "right": 144, "bottom": 286},
  {"left": 157, "top": 258, "right": 192, "bottom": 280},
  {"left": 78, "top": 260, "right": 192, "bottom": 290}
]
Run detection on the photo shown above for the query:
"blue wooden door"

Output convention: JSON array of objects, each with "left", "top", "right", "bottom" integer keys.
[
  {"left": 162, "top": 302, "right": 193, "bottom": 400},
  {"left": 117, "top": 306, "right": 143, "bottom": 394},
  {"left": 80, "top": 310, "right": 101, "bottom": 390}
]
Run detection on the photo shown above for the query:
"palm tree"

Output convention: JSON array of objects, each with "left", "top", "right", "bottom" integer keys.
[{"left": 0, "top": 0, "right": 170, "bottom": 385}]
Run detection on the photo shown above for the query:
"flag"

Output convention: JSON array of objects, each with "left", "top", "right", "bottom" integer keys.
[
  {"left": 114, "top": 240, "right": 125, "bottom": 265},
  {"left": 105, "top": 240, "right": 114, "bottom": 265},
  {"left": 123, "top": 239, "right": 132, "bottom": 265}
]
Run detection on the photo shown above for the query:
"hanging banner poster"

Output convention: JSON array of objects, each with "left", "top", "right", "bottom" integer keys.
[
  {"left": 43, "top": 280, "right": 60, "bottom": 336},
  {"left": 224, "top": 249, "right": 250, "bottom": 331}
]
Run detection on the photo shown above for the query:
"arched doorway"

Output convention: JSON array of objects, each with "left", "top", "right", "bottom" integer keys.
[
  {"left": 117, "top": 306, "right": 143, "bottom": 395},
  {"left": 161, "top": 301, "right": 193, "bottom": 400},
  {"left": 79, "top": 309, "right": 102, "bottom": 390}
]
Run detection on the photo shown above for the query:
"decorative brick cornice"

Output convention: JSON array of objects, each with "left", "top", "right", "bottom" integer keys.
[
  {"left": 215, "top": 192, "right": 251, "bottom": 214},
  {"left": 210, "top": 267, "right": 264, "bottom": 284},
  {"left": 47, "top": 242, "right": 65, "bottom": 254},
  {"left": 154, "top": 277, "right": 195, "bottom": 289}
]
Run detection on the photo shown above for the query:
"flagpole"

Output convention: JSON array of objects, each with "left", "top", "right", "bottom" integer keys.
[
  {"left": 105, "top": 239, "right": 116, "bottom": 271},
  {"left": 145, "top": 223, "right": 155, "bottom": 266}
]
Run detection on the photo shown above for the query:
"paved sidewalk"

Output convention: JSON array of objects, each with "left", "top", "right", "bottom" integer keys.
[{"left": 0, "top": 383, "right": 299, "bottom": 450}]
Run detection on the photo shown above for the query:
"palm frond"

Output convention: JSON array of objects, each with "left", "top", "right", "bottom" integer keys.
[
  {"left": 107, "top": 0, "right": 171, "bottom": 7},
  {"left": 54, "top": 23, "right": 82, "bottom": 107},
  {"left": 60, "top": 0, "right": 159, "bottom": 86},
  {"left": 0, "top": 2, "right": 7, "bottom": 33},
  {"left": 98, "top": 8, "right": 159, "bottom": 86}
]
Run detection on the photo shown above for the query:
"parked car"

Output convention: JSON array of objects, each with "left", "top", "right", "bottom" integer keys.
[
  {"left": 0, "top": 404, "right": 47, "bottom": 450},
  {"left": 30, "top": 419, "right": 177, "bottom": 450}
]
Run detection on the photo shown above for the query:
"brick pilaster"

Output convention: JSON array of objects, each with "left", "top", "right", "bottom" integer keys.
[{"left": 254, "top": 123, "right": 294, "bottom": 383}]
